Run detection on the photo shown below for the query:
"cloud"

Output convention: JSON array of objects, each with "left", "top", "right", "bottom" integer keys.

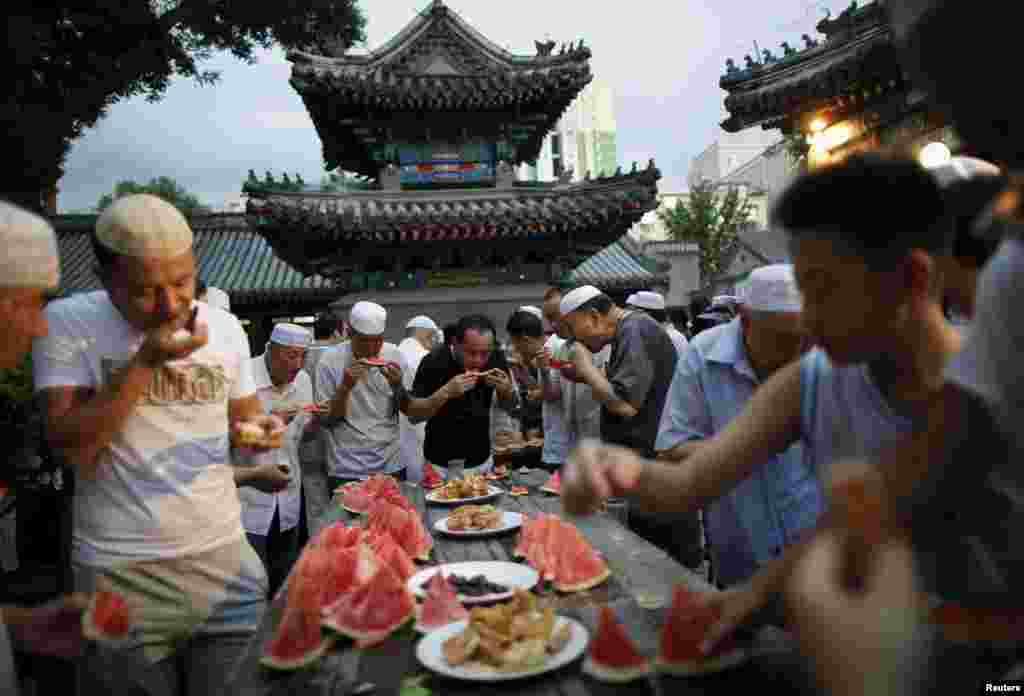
[{"left": 251, "top": 111, "right": 315, "bottom": 130}]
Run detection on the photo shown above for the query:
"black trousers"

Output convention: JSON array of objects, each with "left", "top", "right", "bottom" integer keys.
[{"left": 246, "top": 505, "right": 299, "bottom": 599}]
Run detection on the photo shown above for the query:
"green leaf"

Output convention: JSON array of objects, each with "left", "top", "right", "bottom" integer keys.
[{"left": 400, "top": 672, "right": 432, "bottom": 696}]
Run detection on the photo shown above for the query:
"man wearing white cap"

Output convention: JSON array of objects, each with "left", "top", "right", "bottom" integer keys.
[
  {"left": 655, "top": 265, "right": 822, "bottom": 589},
  {"left": 559, "top": 286, "right": 701, "bottom": 567},
  {"left": 0, "top": 202, "right": 92, "bottom": 696},
  {"left": 239, "top": 323, "right": 315, "bottom": 597},
  {"left": 317, "top": 302, "right": 470, "bottom": 489},
  {"left": 626, "top": 290, "right": 689, "bottom": 357},
  {"left": 33, "top": 194, "right": 288, "bottom": 695},
  {"left": 398, "top": 315, "right": 439, "bottom": 480}
]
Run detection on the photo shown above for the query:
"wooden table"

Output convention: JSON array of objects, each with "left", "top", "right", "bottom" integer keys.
[{"left": 228, "top": 463, "right": 816, "bottom": 695}]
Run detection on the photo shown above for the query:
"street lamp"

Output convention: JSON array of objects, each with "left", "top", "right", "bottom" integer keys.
[{"left": 918, "top": 142, "right": 952, "bottom": 169}]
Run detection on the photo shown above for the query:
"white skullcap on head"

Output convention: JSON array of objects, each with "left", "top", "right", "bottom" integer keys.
[
  {"left": 406, "top": 315, "right": 438, "bottom": 330},
  {"left": 712, "top": 295, "right": 739, "bottom": 308},
  {"left": 95, "top": 194, "right": 193, "bottom": 258},
  {"left": 204, "top": 286, "right": 230, "bottom": 312},
  {"left": 518, "top": 306, "right": 544, "bottom": 319},
  {"left": 0, "top": 202, "right": 59, "bottom": 288},
  {"left": 559, "top": 285, "right": 603, "bottom": 316},
  {"left": 349, "top": 301, "right": 387, "bottom": 335},
  {"left": 928, "top": 156, "right": 1001, "bottom": 188},
  {"left": 270, "top": 323, "right": 312, "bottom": 348},
  {"left": 737, "top": 264, "right": 802, "bottom": 313},
  {"left": 627, "top": 291, "right": 665, "bottom": 311}
]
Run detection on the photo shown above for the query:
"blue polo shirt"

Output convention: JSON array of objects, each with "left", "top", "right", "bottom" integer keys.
[{"left": 656, "top": 319, "right": 824, "bottom": 587}]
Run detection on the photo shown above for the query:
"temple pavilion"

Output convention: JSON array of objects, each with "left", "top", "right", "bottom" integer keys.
[
  {"left": 718, "top": 1, "right": 958, "bottom": 169},
  {"left": 242, "top": 0, "right": 662, "bottom": 335}
]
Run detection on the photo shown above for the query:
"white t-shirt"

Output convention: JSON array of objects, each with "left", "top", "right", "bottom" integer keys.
[
  {"left": 237, "top": 354, "right": 310, "bottom": 535},
  {"left": 541, "top": 335, "right": 570, "bottom": 464},
  {"left": 32, "top": 291, "right": 255, "bottom": 567},
  {"left": 315, "top": 342, "right": 409, "bottom": 479}
]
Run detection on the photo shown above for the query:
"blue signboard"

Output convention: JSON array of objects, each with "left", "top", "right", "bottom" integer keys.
[{"left": 398, "top": 142, "right": 497, "bottom": 186}]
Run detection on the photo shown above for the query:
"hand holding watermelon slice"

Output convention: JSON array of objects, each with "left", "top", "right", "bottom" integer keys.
[{"left": 82, "top": 590, "right": 132, "bottom": 646}]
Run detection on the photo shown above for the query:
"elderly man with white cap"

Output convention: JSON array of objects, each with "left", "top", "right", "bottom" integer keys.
[
  {"left": 239, "top": 322, "right": 317, "bottom": 597},
  {"left": 0, "top": 202, "right": 95, "bottom": 696},
  {"left": 654, "top": 265, "right": 822, "bottom": 590},
  {"left": 32, "top": 194, "right": 287, "bottom": 696},
  {"left": 626, "top": 290, "right": 689, "bottom": 357},
  {"left": 317, "top": 302, "right": 470, "bottom": 490},
  {"left": 558, "top": 286, "right": 703, "bottom": 568}
]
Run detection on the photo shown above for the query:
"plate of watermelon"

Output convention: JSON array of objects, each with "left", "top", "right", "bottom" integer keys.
[{"left": 408, "top": 562, "right": 539, "bottom": 605}]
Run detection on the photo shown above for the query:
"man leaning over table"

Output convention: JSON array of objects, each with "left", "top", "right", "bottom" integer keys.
[
  {"left": 316, "top": 302, "right": 473, "bottom": 492},
  {"left": 239, "top": 322, "right": 319, "bottom": 598},
  {"left": 32, "top": 194, "right": 290, "bottom": 696},
  {"left": 655, "top": 265, "right": 823, "bottom": 590}
]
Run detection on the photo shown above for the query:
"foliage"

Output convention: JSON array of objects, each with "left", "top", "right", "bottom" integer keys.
[
  {"left": 0, "top": 355, "right": 36, "bottom": 449},
  {"left": 658, "top": 180, "right": 754, "bottom": 285},
  {"left": 97, "top": 176, "right": 209, "bottom": 215},
  {"left": 0, "top": 1, "right": 367, "bottom": 212}
]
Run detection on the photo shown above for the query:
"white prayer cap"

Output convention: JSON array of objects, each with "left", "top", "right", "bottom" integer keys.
[
  {"left": 559, "top": 285, "right": 604, "bottom": 316},
  {"left": 927, "top": 156, "right": 1001, "bottom": 188},
  {"left": 712, "top": 295, "right": 739, "bottom": 308},
  {"left": 0, "top": 202, "right": 59, "bottom": 288},
  {"left": 204, "top": 286, "right": 230, "bottom": 312},
  {"left": 737, "top": 264, "right": 802, "bottom": 313},
  {"left": 95, "top": 194, "right": 193, "bottom": 258},
  {"left": 406, "top": 315, "right": 438, "bottom": 331},
  {"left": 349, "top": 301, "right": 387, "bottom": 335},
  {"left": 518, "top": 306, "right": 544, "bottom": 319},
  {"left": 270, "top": 323, "right": 312, "bottom": 348},
  {"left": 627, "top": 291, "right": 665, "bottom": 311}
]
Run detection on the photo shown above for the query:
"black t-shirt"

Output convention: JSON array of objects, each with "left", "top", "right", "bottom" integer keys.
[
  {"left": 412, "top": 345, "right": 510, "bottom": 468},
  {"left": 601, "top": 311, "right": 679, "bottom": 456}
]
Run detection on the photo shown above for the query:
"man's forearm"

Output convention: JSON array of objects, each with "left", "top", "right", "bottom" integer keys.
[
  {"left": 45, "top": 357, "right": 154, "bottom": 478},
  {"left": 403, "top": 385, "right": 451, "bottom": 424},
  {"left": 656, "top": 440, "right": 703, "bottom": 462},
  {"left": 328, "top": 382, "right": 353, "bottom": 422}
]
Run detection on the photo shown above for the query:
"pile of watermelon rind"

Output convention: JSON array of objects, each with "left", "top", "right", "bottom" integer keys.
[
  {"left": 513, "top": 514, "right": 610, "bottom": 592},
  {"left": 655, "top": 585, "right": 747, "bottom": 675},
  {"left": 582, "top": 606, "right": 650, "bottom": 683},
  {"left": 260, "top": 522, "right": 418, "bottom": 670},
  {"left": 337, "top": 474, "right": 411, "bottom": 515},
  {"left": 82, "top": 590, "right": 132, "bottom": 644},
  {"left": 415, "top": 570, "right": 468, "bottom": 633}
]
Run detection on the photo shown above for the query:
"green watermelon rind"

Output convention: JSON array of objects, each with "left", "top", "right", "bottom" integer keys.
[
  {"left": 81, "top": 593, "right": 131, "bottom": 645},
  {"left": 582, "top": 655, "right": 652, "bottom": 683},
  {"left": 259, "top": 635, "right": 335, "bottom": 671},
  {"left": 654, "top": 647, "right": 748, "bottom": 675},
  {"left": 554, "top": 566, "right": 611, "bottom": 593}
]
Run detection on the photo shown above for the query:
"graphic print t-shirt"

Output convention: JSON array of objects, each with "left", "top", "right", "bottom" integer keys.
[{"left": 33, "top": 292, "right": 255, "bottom": 567}]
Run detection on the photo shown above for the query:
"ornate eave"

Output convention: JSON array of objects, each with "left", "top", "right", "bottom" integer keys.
[
  {"left": 245, "top": 164, "right": 661, "bottom": 284},
  {"left": 288, "top": 0, "right": 592, "bottom": 176},
  {"left": 719, "top": 2, "right": 906, "bottom": 133}
]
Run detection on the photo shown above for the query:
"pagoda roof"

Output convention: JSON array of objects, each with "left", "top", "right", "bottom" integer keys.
[
  {"left": 245, "top": 163, "right": 661, "bottom": 283},
  {"left": 567, "top": 237, "right": 665, "bottom": 290},
  {"left": 52, "top": 214, "right": 337, "bottom": 313},
  {"left": 288, "top": 0, "right": 592, "bottom": 175},
  {"left": 719, "top": 2, "right": 906, "bottom": 132}
]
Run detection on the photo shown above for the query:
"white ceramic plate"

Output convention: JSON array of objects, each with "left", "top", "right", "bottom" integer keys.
[
  {"left": 434, "top": 511, "right": 523, "bottom": 537},
  {"left": 408, "top": 561, "right": 539, "bottom": 605},
  {"left": 416, "top": 617, "right": 588, "bottom": 682},
  {"left": 425, "top": 485, "right": 504, "bottom": 505}
]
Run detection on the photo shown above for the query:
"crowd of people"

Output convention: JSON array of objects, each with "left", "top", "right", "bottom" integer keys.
[{"left": 2, "top": 0, "right": 1023, "bottom": 693}]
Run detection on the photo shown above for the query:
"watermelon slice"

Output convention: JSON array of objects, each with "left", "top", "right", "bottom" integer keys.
[
  {"left": 341, "top": 485, "right": 373, "bottom": 514},
  {"left": 261, "top": 603, "right": 334, "bottom": 670},
  {"left": 415, "top": 570, "right": 468, "bottom": 632},
  {"left": 365, "top": 500, "right": 433, "bottom": 561},
  {"left": 582, "top": 606, "right": 651, "bottom": 682},
  {"left": 516, "top": 514, "right": 609, "bottom": 592},
  {"left": 317, "top": 521, "right": 362, "bottom": 550},
  {"left": 82, "top": 590, "right": 132, "bottom": 642},
  {"left": 656, "top": 585, "right": 746, "bottom": 675},
  {"left": 421, "top": 462, "right": 443, "bottom": 489},
  {"left": 322, "top": 562, "right": 416, "bottom": 644},
  {"left": 554, "top": 538, "right": 611, "bottom": 593},
  {"left": 361, "top": 356, "right": 401, "bottom": 370},
  {"left": 366, "top": 530, "right": 417, "bottom": 582},
  {"left": 540, "top": 470, "right": 561, "bottom": 495}
]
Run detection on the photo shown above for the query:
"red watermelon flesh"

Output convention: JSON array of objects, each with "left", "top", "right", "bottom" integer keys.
[
  {"left": 341, "top": 485, "right": 373, "bottom": 514},
  {"left": 288, "top": 546, "right": 334, "bottom": 610},
  {"left": 322, "top": 562, "right": 415, "bottom": 643},
  {"left": 583, "top": 606, "right": 650, "bottom": 682},
  {"left": 318, "top": 522, "right": 362, "bottom": 550},
  {"left": 554, "top": 537, "right": 611, "bottom": 593},
  {"left": 366, "top": 500, "right": 433, "bottom": 561},
  {"left": 261, "top": 602, "right": 331, "bottom": 670},
  {"left": 541, "top": 470, "right": 561, "bottom": 494},
  {"left": 366, "top": 530, "right": 417, "bottom": 582},
  {"left": 361, "top": 357, "right": 400, "bottom": 370},
  {"left": 656, "top": 585, "right": 745, "bottom": 675},
  {"left": 83, "top": 590, "right": 131, "bottom": 641},
  {"left": 417, "top": 570, "right": 469, "bottom": 632}
]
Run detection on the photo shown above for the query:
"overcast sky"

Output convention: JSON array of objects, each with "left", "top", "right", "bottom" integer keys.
[{"left": 59, "top": 0, "right": 852, "bottom": 212}]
